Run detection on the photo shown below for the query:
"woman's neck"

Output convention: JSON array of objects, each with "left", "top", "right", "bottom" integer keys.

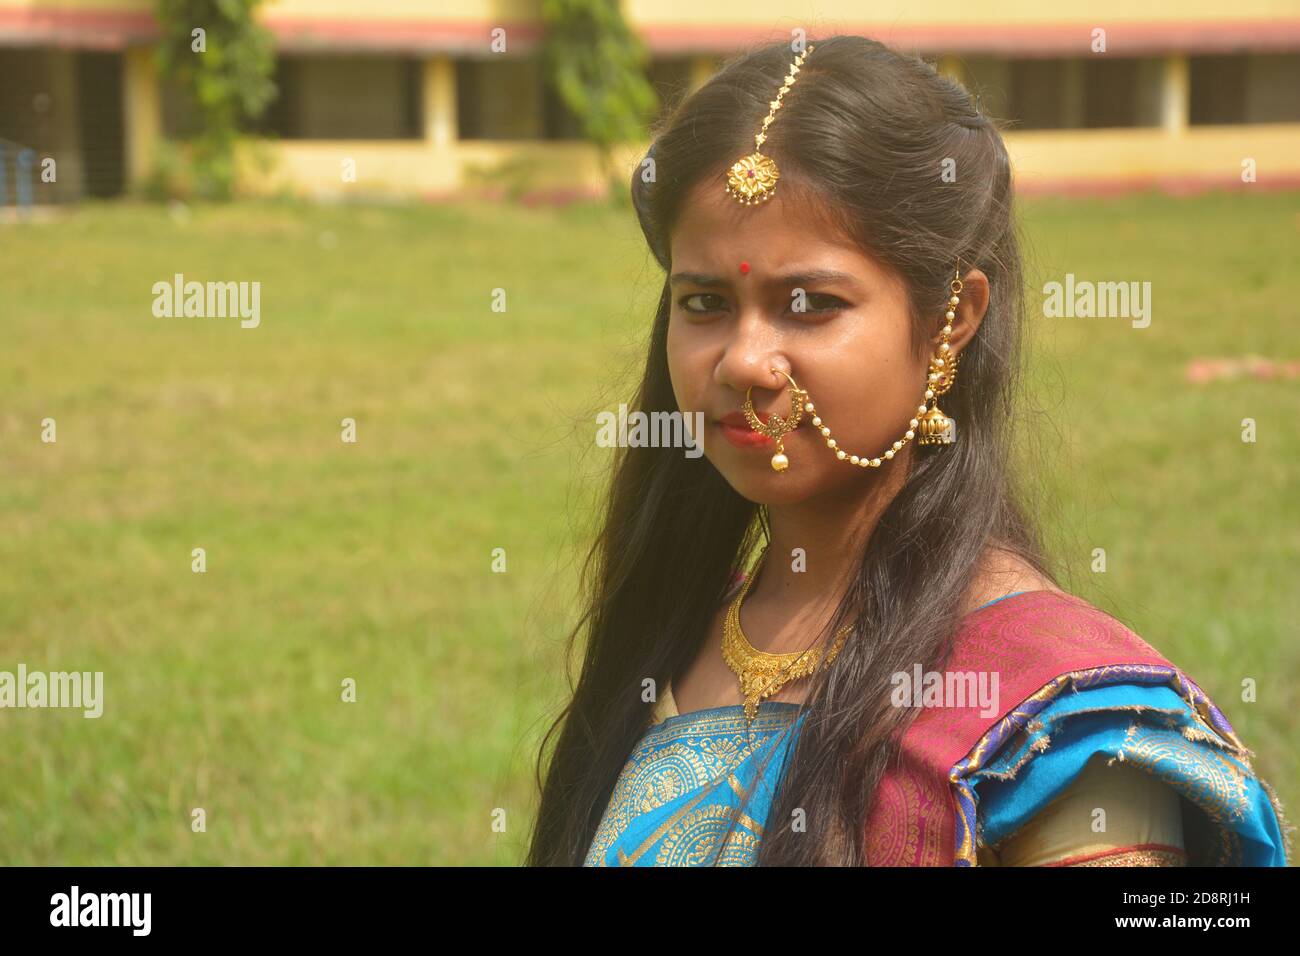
[{"left": 750, "top": 448, "right": 912, "bottom": 634}]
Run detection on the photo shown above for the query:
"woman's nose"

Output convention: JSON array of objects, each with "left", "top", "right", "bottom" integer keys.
[{"left": 717, "top": 349, "right": 791, "bottom": 399}]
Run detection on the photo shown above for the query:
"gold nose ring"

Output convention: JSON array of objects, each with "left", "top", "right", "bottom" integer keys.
[{"left": 742, "top": 367, "right": 810, "bottom": 472}]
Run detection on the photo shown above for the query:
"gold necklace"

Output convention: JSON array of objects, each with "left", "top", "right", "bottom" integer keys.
[{"left": 722, "top": 547, "right": 852, "bottom": 719}]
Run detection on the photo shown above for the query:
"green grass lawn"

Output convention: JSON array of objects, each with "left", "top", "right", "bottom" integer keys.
[{"left": 1, "top": 190, "right": 1296, "bottom": 864}]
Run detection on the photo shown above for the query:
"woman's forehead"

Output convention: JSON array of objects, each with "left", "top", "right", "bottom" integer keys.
[
  {"left": 676, "top": 180, "right": 868, "bottom": 256},
  {"left": 670, "top": 178, "right": 877, "bottom": 276}
]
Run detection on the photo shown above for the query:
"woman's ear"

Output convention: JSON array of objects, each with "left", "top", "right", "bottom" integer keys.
[{"left": 933, "top": 267, "right": 990, "bottom": 357}]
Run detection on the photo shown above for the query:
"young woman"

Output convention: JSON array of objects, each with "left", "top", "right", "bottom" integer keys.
[{"left": 526, "top": 35, "right": 1290, "bottom": 866}]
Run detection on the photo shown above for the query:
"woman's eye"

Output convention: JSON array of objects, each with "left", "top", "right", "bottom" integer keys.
[
  {"left": 794, "top": 293, "right": 848, "bottom": 314},
  {"left": 679, "top": 293, "right": 727, "bottom": 313},
  {"left": 676, "top": 292, "right": 846, "bottom": 316}
]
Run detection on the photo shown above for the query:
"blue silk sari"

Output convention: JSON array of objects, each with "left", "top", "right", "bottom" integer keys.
[{"left": 584, "top": 700, "right": 805, "bottom": 866}]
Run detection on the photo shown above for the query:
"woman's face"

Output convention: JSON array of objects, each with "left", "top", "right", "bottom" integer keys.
[{"left": 667, "top": 178, "right": 940, "bottom": 505}]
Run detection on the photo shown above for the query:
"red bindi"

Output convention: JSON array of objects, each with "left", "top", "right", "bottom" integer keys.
[{"left": 739, "top": 261, "right": 750, "bottom": 275}]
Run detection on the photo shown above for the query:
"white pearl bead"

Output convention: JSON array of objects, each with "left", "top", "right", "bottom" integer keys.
[
  {"left": 837, "top": 449, "right": 846, "bottom": 459},
  {"left": 812, "top": 416, "right": 822, "bottom": 427},
  {"left": 850, "top": 455, "right": 859, "bottom": 464},
  {"left": 909, "top": 418, "right": 919, "bottom": 428},
  {"left": 821, "top": 426, "right": 831, "bottom": 437},
  {"left": 827, "top": 439, "right": 836, "bottom": 448},
  {"left": 924, "top": 389, "right": 934, "bottom": 399},
  {"left": 905, "top": 430, "right": 914, "bottom": 439},
  {"left": 885, "top": 450, "right": 894, "bottom": 459}
]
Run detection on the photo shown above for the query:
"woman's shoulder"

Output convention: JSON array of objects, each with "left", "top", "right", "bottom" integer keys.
[
  {"left": 959, "top": 547, "right": 1066, "bottom": 618},
  {"left": 953, "top": 581, "right": 1169, "bottom": 677},
  {"left": 955, "top": 547, "right": 1179, "bottom": 666}
]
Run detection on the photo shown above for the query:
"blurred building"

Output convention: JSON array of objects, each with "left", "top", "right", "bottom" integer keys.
[{"left": 1, "top": 0, "right": 1299, "bottom": 202}]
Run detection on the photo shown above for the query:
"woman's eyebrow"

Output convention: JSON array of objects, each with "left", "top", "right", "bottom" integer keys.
[
  {"left": 774, "top": 269, "right": 857, "bottom": 287},
  {"left": 669, "top": 269, "right": 856, "bottom": 287},
  {"left": 669, "top": 271, "right": 727, "bottom": 288}
]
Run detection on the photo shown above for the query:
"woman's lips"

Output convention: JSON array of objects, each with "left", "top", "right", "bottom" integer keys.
[{"left": 715, "top": 412, "right": 778, "bottom": 449}]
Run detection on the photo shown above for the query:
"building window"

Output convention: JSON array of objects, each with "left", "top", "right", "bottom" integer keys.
[
  {"left": 950, "top": 55, "right": 1165, "bottom": 130},
  {"left": 457, "top": 58, "right": 545, "bottom": 140},
  {"left": 235, "top": 55, "right": 421, "bottom": 140},
  {"left": 1007, "top": 59, "right": 1069, "bottom": 129},
  {"left": 1079, "top": 57, "right": 1143, "bottom": 128},
  {"left": 1191, "top": 54, "right": 1300, "bottom": 124}
]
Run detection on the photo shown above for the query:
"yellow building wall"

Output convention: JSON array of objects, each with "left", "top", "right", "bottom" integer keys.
[
  {"left": 234, "top": 124, "right": 1300, "bottom": 200},
  {"left": 623, "top": 0, "right": 1300, "bottom": 28},
  {"left": 122, "top": 45, "right": 161, "bottom": 187},
  {"left": 4, "top": 0, "right": 1300, "bottom": 199},
  {"left": 3, "top": 0, "right": 1299, "bottom": 36},
  {"left": 1006, "top": 124, "right": 1300, "bottom": 191},
  {"left": 236, "top": 139, "right": 619, "bottom": 199}
]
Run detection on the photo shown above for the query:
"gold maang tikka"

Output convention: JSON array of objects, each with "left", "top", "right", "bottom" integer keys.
[
  {"left": 724, "top": 44, "right": 814, "bottom": 205},
  {"left": 741, "top": 270, "right": 965, "bottom": 472}
]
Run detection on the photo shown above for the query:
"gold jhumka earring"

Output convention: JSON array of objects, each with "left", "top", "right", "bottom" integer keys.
[{"left": 917, "top": 272, "right": 964, "bottom": 447}]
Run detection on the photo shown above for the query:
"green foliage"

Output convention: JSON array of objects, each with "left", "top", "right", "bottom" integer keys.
[
  {"left": 540, "top": 0, "right": 658, "bottom": 195},
  {"left": 154, "top": 0, "right": 276, "bottom": 199}
]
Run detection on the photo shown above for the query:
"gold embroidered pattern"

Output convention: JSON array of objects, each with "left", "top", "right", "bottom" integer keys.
[
  {"left": 655, "top": 802, "right": 762, "bottom": 866},
  {"left": 1117, "top": 722, "right": 1250, "bottom": 865},
  {"left": 1064, "top": 848, "right": 1187, "bottom": 867},
  {"left": 948, "top": 663, "right": 1268, "bottom": 866},
  {"left": 584, "top": 707, "right": 799, "bottom": 866}
]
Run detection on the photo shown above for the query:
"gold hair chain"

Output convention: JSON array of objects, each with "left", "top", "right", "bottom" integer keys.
[{"left": 725, "top": 44, "right": 814, "bottom": 205}]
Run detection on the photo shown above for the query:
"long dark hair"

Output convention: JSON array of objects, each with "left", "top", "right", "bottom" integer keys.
[{"left": 527, "top": 34, "right": 1059, "bottom": 865}]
